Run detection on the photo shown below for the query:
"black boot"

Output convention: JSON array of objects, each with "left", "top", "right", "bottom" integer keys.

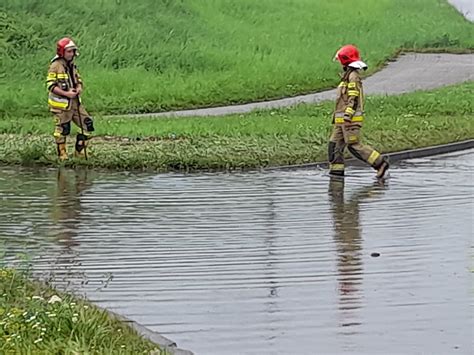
[
  {"left": 375, "top": 157, "right": 389, "bottom": 179},
  {"left": 74, "top": 134, "right": 88, "bottom": 158},
  {"left": 328, "top": 141, "right": 345, "bottom": 176}
]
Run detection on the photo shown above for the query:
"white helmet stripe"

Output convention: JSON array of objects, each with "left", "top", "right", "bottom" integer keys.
[
  {"left": 348, "top": 60, "right": 368, "bottom": 69},
  {"left": 64, "top": 40, "right": 77, "bottom": 49}
]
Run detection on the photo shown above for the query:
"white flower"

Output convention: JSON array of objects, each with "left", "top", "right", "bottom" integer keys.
[
  {"left": 34, "top": 338, "right": 43, "bottom": 344},
  {"left": 48, "top": 295, "right": 62, "bottom": 304},
  {"left": 72, "top": 316, "right": 78, "bottom": 323}
]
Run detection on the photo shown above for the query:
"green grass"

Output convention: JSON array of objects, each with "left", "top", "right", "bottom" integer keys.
[
  {"left": 0, "top": 82, "right": 472, "bottom": 171},
  {"left": 0, "top": 268, "right": 165, "bottom": 354},
  {"left": 1, "top": 0, "right": 473, "bottom": 119}
]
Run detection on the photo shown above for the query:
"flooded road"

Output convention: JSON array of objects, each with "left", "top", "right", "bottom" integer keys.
[{"left": 0, "top": 150, "right": 472, "bottom": 354}]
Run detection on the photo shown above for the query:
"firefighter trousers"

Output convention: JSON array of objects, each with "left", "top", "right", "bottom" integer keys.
[
  {"left": 328, "top": 123, "right": 383, "bottom": 175},
  {"left": 52, "top": 98, "right": 94, "bottom": 144}
]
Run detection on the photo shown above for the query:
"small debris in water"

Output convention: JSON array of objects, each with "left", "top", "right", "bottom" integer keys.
[{"left": 371, "top": 252, "right": 380, "bottom": 257}]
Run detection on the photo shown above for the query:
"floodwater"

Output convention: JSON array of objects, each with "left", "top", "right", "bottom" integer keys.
[{"left": 0, "top": 150, "right": 472, "bottom": 354}]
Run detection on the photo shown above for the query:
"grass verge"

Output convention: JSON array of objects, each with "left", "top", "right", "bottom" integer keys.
[
  {"left": 0, "top": 267, "right": 165, "bottom": 354},
  {"left": 0, "top": 82, "right": 472, "bottom": 171}
]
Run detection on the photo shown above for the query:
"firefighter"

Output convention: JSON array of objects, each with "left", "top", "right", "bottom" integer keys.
[
  {"left": 328, "top": 44, "right": 389, "bottom": 179},
  {"left": 46, "top": 37, "right": 94, "bottom": 161}
]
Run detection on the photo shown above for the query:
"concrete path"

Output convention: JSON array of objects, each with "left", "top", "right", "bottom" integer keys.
[
  {"left": 449, "top": 0, "right": 474, "bottom": 21},
  {"left": 104, "top": 1, "right": 473, "bottom": 120},
  {"left": 109, "top": 53, "right": 473, "bottom": 119}
]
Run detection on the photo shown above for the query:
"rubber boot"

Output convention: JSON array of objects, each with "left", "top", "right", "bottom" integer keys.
[
  {"left": 375, "top": 158, "right": 389, "bottom": 179},
  {"left": 74, "top": 134, "right": 88, "bottom": 158},
  {"left": 328, "top": 141, "right": 345, "bottom": 177},
  {"left": 57, "top": 143, "right": 68, "bottom": 161},
  {"left": 329, "top": 165, "right": 345, "bottom": 177}
]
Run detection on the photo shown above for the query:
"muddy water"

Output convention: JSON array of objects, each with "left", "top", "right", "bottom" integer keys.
[{"left": 0, "top": 150, "right": 472, "bottom": 354}]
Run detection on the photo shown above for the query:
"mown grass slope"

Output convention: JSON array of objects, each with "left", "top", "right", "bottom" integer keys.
[{"left": 1, "top": 0, "right": 473, "bottom": 118}]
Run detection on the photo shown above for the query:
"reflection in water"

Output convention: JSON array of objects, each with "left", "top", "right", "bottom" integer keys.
[
  {"left": 328, "top": 178, "right": 385, "bottom": 334},
  {"left": 262, "top": 176, "right": 279, "bottom": 342},
  {"left": 46, "top": 168, "right": 93, "bottom": 290},
  {"left": 0, "top": 150, "right": 472, "bottom": 355},
  {"left": 52, "top": 168, "right": 92, "bottom": 247}
]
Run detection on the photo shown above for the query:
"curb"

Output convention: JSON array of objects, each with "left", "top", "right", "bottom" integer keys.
[
  {"left": 385, "top": 139, "right": 474, "bottom": 162},
  {"left": 106, "top": 310, "right": 194, "bottom": 355},
  {"left": 265, "top": 139, "right": 474, "bottom": 171}
]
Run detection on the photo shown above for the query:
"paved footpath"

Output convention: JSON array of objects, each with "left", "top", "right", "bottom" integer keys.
[
  {"left": 107, "top": 53, "right": 473, "bottom": 119},
  {"left": 105, "top": 1, "right": 473, "bottom": 120}
]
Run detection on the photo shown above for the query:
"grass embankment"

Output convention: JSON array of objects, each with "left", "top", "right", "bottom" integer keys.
[
  {"left": 0, "top": 83, "right": 472, "bottom": 171},
  {"left": 1, "top": 0, "right": 473, "bottom": 118},
  {"left": 0, "top": 267, "right": 164, "bottom": 354}
]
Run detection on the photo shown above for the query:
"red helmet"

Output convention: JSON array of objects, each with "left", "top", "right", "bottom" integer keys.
[
  {"left": 334, "top": 45, "right": 361, "bottom": 66},
  {"left": 56, "top": 37, "right": 78, "bottom": 57}
]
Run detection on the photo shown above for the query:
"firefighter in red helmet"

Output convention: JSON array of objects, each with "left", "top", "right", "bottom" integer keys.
[
  {"left": 328, "top": 44, "right": 389, "bottom": 179},
  {"left": 46, "top": 37, "right": 94, "bottom": 161}
]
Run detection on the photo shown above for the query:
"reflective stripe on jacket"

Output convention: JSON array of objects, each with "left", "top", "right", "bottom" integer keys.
[
  {"left": 333, "top": 69, "right": 364, "bottom": 124},
  {"left": 46, "top": 58, "right": 83, "bottom": 111}
]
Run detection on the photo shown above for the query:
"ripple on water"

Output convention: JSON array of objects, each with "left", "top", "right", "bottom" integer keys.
[{"left": 0, "top": 151, "right": 472, "bottom": 355}]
